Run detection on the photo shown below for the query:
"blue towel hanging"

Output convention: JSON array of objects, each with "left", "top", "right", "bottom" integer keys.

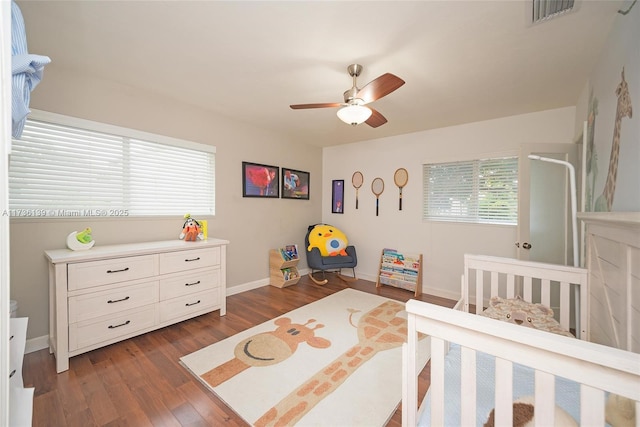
[{"left": 11, "top": 0, "right": 50, "bottom": 138}]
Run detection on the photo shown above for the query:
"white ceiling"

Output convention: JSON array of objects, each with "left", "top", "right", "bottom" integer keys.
[{"left": 17, "top": 0, "right": 623, "bottom": 147}]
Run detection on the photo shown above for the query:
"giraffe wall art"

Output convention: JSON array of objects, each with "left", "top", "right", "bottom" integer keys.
[{"left": 594, "top": 68, "right": 633, "bottom": 212}]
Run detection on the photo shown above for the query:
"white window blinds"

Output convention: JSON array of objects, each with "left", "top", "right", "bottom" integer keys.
[
  {"left": 423, "top": 157, "right": 518, "bottom": 225},
  {"left": 9, "top": 115, "right": 215, "bottom": 217}
]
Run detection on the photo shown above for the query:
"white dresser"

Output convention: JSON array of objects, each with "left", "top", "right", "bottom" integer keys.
[
  {"left": 578, "top": 212, "right": 640, "bottom": 352},
  {"left": 45, "top": 239, "right": 229, "bottom": 373},
  {"left": 9, "top": 317, "right": 34, "bottom": 426}
]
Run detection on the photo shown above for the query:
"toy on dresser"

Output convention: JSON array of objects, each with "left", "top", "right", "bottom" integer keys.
[
  {"left": 66, "top": 227, "right": 95, "bottom": 251},
  {"left": 180, "top": 213, "right": 204, "bottom": 241}
]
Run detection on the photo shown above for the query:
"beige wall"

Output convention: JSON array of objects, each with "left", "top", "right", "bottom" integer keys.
[
  {"left": 10, "top": 66, "right": 322, "bottom": 339},
  {"left": 322, "top": 107, "right": 577, "bottom": 300}
]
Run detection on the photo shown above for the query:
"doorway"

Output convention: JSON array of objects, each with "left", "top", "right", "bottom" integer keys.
[{"left": 518, "top": 143, "right": 578, "bottom": 266}]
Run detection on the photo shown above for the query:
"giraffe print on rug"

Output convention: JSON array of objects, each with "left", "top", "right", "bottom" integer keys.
[
  {"left": 254, "top": 300, "right": 409, "bottom": 427},
  {"left": 200, "top": 317, "right": 331, "bottom": 388}
]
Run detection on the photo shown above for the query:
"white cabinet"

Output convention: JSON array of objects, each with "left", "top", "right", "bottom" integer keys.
[
  {"left": 9, "top": 317, "right": 34, "bottom": 427},
  {"left": 46, "top": 239, "right": 229, "bottom": 373},
  {"left": 579, "top": 212, "right": 640, "bottom": 352}
]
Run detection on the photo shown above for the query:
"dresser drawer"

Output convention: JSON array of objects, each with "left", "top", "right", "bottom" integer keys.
[
  {"left": 159, "top": 289, "right": 220, "bottom": 323},
  {"left": 68, "top": 254, "right": 159, "bottom": 291},
  {"left": 159, "top": 247, "right": 219, "bottom": 274},
  {"left": 69, "top": 280, "right": 159, "bottom": 323},
  {"left": 69, "top": 305, "right": 157, "bottom": 351},
  {"left": 159, "top": 268, "right": 220, "bottom": 300},
  {"left": 9, "top": 318, "right": 28, "bottom": 389}
]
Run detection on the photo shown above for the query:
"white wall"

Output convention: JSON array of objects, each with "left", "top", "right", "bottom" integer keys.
[
  {"left": 10, "top": 66, "right": 323, "bottom": 340},
  {"left": 322, "top": 107, "right": 576, "bottom": 300}
]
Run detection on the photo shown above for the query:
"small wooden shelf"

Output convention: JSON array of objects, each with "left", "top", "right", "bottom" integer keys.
[
  {"left": 269, "top": 247, "right": 300, "bottom": 288},
  {"left": 376, "top": 248, "right": 422, "bottom": 297}
]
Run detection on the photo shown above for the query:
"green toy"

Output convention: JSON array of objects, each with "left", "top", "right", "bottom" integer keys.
[{"left": 76, "top": 227, "right": 93, "bottom": 243}]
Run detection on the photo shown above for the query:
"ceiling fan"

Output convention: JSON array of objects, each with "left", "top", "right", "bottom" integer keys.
[{"left": 290, "top": 64, "right": 405, "bottom": 128}]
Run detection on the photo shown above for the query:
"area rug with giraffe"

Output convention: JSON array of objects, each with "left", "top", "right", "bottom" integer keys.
[{"left": 180, "top": 288, "right": 429, "bottom": 426}]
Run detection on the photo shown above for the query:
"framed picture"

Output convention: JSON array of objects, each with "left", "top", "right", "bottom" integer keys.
[
  {"left": 242, "top": 161, "right": 279, "bottom": 198},
  {"left": 332, "top": 179, "right": 344, "bottom": 213},
  {"left": 281, "top": 168, "right": 310, "bottom": 200}
]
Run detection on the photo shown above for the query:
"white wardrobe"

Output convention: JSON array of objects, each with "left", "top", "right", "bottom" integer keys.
[{"left": 579, "top": 212, "right": 640, "bottom": 352}]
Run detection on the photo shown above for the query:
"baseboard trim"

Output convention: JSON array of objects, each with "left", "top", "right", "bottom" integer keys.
[
  {"left": 422, "top": 287, "right": 460, "bottom": 302},
  {"left": 25, "top": 335, "right": 49, "bottom": 354},
  {"left": 360, "top": 272, "right": 460, "bottom": 302},
  {"left": 226, "top": 278, "right": 270, "bottom": 295},
  {"left": 226, "top": 268, "right": 310, "bottom": 295}
]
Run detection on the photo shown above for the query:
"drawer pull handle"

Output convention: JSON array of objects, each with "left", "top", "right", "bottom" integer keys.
[
  {"left": 107, "top": 267, "right": 130, "bottom": 274},
  {"left": 185, "top": 281, "right": 201, "bottom": 287},
  {"left": 9, "top": 335, "right": 14, "bottom": 341},
  {"left": 108, "top": 320, "right": 131, "bottom": 329},
  {"left": 185, "top": 257, "right": 201, "bottom": 262},
  {"left": 107, "top": 296, "right": 130, "bottom": 304},
  {"left": 9, "top": 369, "right": 16, "bottom": 378},
  {"left": 185, "top": 300, "right": 201, "bottom": 307}
]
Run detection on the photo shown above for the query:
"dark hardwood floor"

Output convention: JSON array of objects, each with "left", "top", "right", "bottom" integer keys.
[{"left": 24, "top": 274, "right": 455, "bottom": 426}]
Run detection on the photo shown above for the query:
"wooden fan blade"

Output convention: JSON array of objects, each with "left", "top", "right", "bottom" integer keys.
[
  {"left": 356, "top": 73, "right": 405, "bottom": 104},
  {"left": 365, "top": 108, "right": 388, "bottom": 128},
  {"left": 290, "top": 102, "right": 342, "bottom": 110}
]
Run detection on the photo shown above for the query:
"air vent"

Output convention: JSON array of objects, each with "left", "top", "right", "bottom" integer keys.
[{"left": 532, "top": 0, "right": 575, "bottom": 23}]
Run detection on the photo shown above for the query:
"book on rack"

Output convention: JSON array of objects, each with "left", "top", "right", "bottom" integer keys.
[
  {"left": 381, "top": 248, "right": 420, "bottom": 271},
  {"left": 377, "top": 248, "right": 423, "bottom": 297},
  {"left": 281, "top": 244, "right": 299, "bottom": 260},
  {"left": 281, "top": 267, "right": 299, "bottom": 281}
]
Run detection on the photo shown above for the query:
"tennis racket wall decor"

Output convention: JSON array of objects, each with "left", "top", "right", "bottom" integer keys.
[
  {"left": 371, "top": 177, "right": 384, "bottom": 216},
  {"left": 352, "top": 171, "right": 364, "bottom": 209},
  {"left": 393, "top": 168, "right": 408, "bottom": 210}
]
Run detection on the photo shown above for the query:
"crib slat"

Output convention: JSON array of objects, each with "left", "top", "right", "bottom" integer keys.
[
  {"left": 405, "top": 314, "right": 418, "bottom": 427},
  {"left": 523, "top": 276, "right": 532, "bottom": 301},
  {"left": 494, "top": 357, "right": 513, "bottom": 426},
  {"left": 476, "top": 269, "right": 484, "bottom": 314},
  {"left": 401, "top": 344, "right": 409, "bottom": 427},
  {"left": 560, "top": 281, "right": 570, "bottom": 331},
  {"left": 580, "top": 385, "right": 605, "bottom": 425},
  {"left": 431, "top": 337, "right": 446, "bottom": 426},
  {"left": 506, "top": 273, "right": 515, "bottom": 299},
  {"left": 490, "top": 271, "right": 498, "bottom": 298},
  {"left": 460, "top": 346, "right": 477, "bottom": 426},
  {"left": 461, "top": 274, "right": 468, "bottom": 312},
  {"left": 534, "top": 370, "right": 555, "bottom": 426},
  {"left": 541, "top": 278, "right": 551, "bottom": 307}
]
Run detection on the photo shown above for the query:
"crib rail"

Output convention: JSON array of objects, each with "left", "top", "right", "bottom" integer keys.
[
  {"left": 403, "top": 300, "right": 640, "bottom": 427},
  {"left": 461, "top": 254, "right": 589, "bottom": 338}
]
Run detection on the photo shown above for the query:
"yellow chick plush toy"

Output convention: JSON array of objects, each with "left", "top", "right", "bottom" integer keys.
[{"left": 307, "top": 224, "right": 349, "bottom": 256}]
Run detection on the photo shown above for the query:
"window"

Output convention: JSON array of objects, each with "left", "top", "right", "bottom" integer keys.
[
  {"left": 423, "top": 157, "right": 518, "bottom": 225},
  {"left": 9, "top": 111, "right": 215, "bottom": 217}
]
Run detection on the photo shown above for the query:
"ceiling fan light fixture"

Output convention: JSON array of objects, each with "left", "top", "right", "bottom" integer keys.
[{"left": 337, "top": 104, "right": 372, "bottom": 126}]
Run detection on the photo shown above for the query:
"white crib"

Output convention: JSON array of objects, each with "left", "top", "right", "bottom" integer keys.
[{"left": 402, "top": 254, "right": 640, "bottom": 426}]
